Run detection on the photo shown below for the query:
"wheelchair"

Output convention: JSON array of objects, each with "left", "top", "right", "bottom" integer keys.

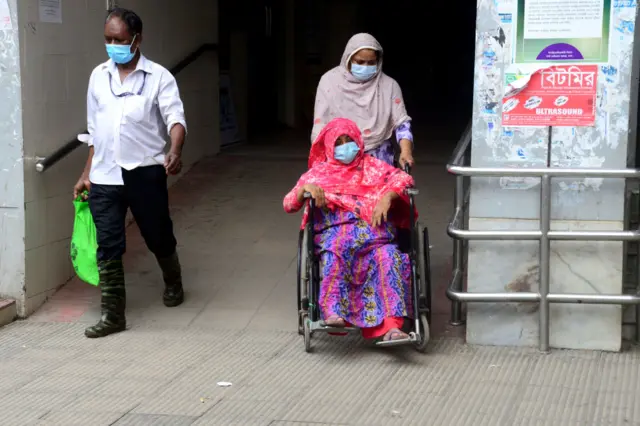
[{"left": 296, "top": 166, "right": 432, "bottom": 353}]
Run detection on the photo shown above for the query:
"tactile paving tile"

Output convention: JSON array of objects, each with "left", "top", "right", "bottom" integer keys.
[{"left": 1, "top": 322, "right": 640, "bottom": 425}]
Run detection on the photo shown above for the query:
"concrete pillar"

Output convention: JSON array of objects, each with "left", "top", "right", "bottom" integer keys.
[
  {"left": 0, "top": 0, "right": 26, "bottom": 313},
  {"left": 467, "top": 0, "right": 638, "bottom": 351}
]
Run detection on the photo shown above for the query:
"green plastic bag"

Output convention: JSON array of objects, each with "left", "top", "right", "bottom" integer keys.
[{"left": 70, "top": 194, "right": 99, "bottom": 286}]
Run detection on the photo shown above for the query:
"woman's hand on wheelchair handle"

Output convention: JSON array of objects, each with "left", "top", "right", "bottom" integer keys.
[
  {"left": 300, "top": 183, "right": 326, "bottom": 208},
  {"left": 399, "top": 139, "right": 414, "bottom": 169}
]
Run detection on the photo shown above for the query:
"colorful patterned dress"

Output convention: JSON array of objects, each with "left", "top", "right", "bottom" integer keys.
[{"left": 313, "top": 208, "right": 413, "bottom": 331}]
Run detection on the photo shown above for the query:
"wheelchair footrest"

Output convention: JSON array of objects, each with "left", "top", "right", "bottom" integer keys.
[
  {"left": 309, "top": 322, "right": 358, "bottom": 334},
  {"left": 375, "top": 332, "right": 419, "bottom": 348}
]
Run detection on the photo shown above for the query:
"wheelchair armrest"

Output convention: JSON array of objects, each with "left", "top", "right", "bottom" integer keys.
[{"left": 402, "top": 165, "right": 417, "bottom": 196}]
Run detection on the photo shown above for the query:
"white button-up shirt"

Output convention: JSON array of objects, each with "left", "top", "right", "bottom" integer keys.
[{"left": 86, "top": 55, "right": 187, "bottom": 185}]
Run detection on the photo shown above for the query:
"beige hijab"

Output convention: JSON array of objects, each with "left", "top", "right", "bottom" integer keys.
[{"left": 311, "top": 33, "right": 411, "bottom": 151}]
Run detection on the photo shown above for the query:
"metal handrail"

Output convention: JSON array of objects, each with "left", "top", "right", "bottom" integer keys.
[
  {"left": 35, "top": 43, "right": 218, "bottom": 173},
  {"left": 446, "top": 121, "right": 640, "bottom": 352}
]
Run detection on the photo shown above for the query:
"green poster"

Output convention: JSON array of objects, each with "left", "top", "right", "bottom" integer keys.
[{"left": 515, "top": 0, "right": 611, "bottom": 63}]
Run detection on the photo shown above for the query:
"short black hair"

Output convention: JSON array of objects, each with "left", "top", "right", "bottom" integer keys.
[{"left": 106, "top": 8, "right": 143, "bottom": 36}]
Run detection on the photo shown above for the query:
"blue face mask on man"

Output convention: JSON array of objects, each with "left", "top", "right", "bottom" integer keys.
[
  {"left": 351, "top": 64, "right": 377, "bottom": 81},
  {"left": 106, "top": 35, "right": 138, "bottom": 64},
  {"left": 334, "top": 142, "right": 360, "bottom": 164}
]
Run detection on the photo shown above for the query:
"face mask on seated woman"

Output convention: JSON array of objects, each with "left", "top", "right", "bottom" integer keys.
[{"left": 334, "top": 141, "right": 360, "bottom": 164}]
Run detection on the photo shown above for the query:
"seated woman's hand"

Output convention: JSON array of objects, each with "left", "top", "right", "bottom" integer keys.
[
  {"left": 301, "top": 183, "right": 327, "bottom": 208},
  {"left": 372, "top": 192, "right": 396, "bottom": 227}
]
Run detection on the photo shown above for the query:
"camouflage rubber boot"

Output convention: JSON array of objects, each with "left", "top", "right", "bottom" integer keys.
[
  {"left": 157, "top": 252, "right": 184, "bottom": 307},
  {"left": 85, "top": 260, "right": 127, "bottom": 338}
]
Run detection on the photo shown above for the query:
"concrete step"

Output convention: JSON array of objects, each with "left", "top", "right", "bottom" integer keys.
[{"left": 0, "top": 299, "right": 16, "bottom": 328}]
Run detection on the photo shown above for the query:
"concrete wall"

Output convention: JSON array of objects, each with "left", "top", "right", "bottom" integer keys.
[
  {"left": 0, "top": 0, "right": 26, "bottom": 309},
  {"left": 10, "top": 0, "right": 218, "bottom": 316},
  {"left": 467, "top": 0, "right": 638, "bottom": 351}
]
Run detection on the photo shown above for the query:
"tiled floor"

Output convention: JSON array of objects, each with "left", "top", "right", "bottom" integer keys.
[{"left": 2, "top": 131, "right": 640, "bottom": 425}]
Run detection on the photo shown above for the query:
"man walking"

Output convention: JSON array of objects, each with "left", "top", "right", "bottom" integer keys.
[{"left": 73, "top": 8, "right": 187, "bottom": 338}]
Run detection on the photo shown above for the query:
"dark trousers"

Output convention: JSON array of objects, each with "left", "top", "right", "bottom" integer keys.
[{"left": 89, "top": 165, "right": 177, "bottom": 262}]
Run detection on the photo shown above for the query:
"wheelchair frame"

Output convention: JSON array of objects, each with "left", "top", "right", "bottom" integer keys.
[{"left": 296, "top": 172, "right": 432, "bottom": 353}]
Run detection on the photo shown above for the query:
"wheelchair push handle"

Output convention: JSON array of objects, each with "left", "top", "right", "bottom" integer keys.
[
  {"left": 303, "top": 192, "right": 316, "bottom": 209},
  {"left": 402, "top": 164, "right": 419, "bottom": 196}
]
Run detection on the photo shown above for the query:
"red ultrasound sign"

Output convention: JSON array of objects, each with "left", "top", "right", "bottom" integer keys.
[{"left": 502, "top": 65, "right": 598, "bottom": 127}]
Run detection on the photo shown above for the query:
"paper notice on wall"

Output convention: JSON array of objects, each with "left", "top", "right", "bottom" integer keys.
[
  {"left": 0, "top": 0, "right": 12, "bottom": 30},
  {"left": 39, "top": 0, "right": 62, "bottom": 24},
  {"left": 514, "top": 0, "right": 610, "bottom": 63},
  {"left": 498, "top": 0, "right": 515, "bottom": 23},
  {"left": 502, "top": 64, "right": 598, "bottom": 127}
]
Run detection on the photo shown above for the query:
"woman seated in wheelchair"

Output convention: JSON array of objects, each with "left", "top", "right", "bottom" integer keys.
[{"left": 284, "top": 118, "right": 415, "bottom": 342}]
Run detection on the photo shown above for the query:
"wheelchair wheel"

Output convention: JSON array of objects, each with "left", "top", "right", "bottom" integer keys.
[
  {"left": 418, "top": 224, "right": 433, "bottom": 324},
  {"left": 297, "top": 229, "right": 310, "bottom": 335},
  {"left": 297, "top": 230, "right": 304, "bottom": 335},
  {"left": 303, "top": 313, "right": 312, "bottom": 353},
  {"left": 415, "top": 314, "right": 430, "bottom": 353},
  {"left": 417, "top": 222, "right": 426, "bottom": 294}
]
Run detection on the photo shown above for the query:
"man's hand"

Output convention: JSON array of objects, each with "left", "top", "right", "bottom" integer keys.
[
  {"left": 301, "top": 183, "right": 326, "bottom": 208},
  {"left": 164, "top": 150, "right": 183, "bottom": 175},
  {"left": 73, "top": 175, "right": 91, "bottom": 200},
  {"left": 372, "top": 193, "right": 393, "bottom": 227}
]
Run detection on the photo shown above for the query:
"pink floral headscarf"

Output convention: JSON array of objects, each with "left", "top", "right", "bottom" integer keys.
[{"left": 285, "top": 118, "right": 415, "bottom": 229}]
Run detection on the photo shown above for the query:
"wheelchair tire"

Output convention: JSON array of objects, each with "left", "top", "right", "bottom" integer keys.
[
  {"left": 297, "top": 230, "right": 304, "bottom": 335},
  {"left": 417, "top": 222, "right": 426, "bottom": 297},
  {"left": 303, "top": 314, "right": 312, "bottom": 353},
  {"left": 415, "top": 314, "right": 430, "bottom": 353},
  {"left": 297, "top": 229, "right": 310, "bottom": 336},
  {"left": 422, "top": 226, "right": 433, "bottom": 324},
  {"left": 417, "top": 223, "right": 429, "bottom": 317}
]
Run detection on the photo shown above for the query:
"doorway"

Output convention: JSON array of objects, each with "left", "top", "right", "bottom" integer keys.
[
  {"left": 219, "top": 0, "right": 285, "bottom": 141},
  {"left": 355, "top": 0, "right": 477, "bottom": 140},
  {"left": 220, "top": 0, "right": 477, "bottom": 146}
]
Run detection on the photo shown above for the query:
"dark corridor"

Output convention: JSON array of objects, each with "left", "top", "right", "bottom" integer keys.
[
  {"left": 219, "top": 0, "right": 477, "bottom": 144},
  {"left": 355, "top": 1, "right": 477, "bottom": 140}
]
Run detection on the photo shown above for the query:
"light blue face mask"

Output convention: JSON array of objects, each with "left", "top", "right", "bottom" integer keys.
[
  {"left": 351, "top": 64, "right": 377, "bottom": 81},
  {"left": 334, "top": 142, "right": 360, "bottom": 164},
  {"left": 106, "top": 35, "right": 138, "bottom": 64}
]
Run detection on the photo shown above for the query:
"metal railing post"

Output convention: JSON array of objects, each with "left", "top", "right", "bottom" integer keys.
[
  {"left": 445, "top": 120, "right": 640, "bottom": 353},
  {"left": 539, "top": 174, "right": 551, "bottom": 352},
  {"left": 451, "top": 174, "right": 465, "bottom": 326},
  {"left": 636, "top": 290, "right": 640, "bottom": 342}
]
